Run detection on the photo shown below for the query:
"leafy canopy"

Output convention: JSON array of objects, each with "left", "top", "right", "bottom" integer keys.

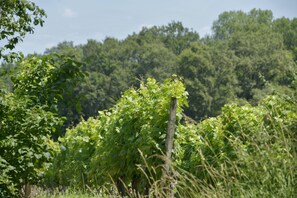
[
  {"left": 0, "top": 54, "right": 84, "bottom": 197},
  {"left": 0, "top": 0, "right": 46, "bottom": 62}
]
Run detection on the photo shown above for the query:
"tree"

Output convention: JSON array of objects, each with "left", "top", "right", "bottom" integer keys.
[
  {"left": 0, "top": 54, "right": 84, "bottom": 196},
  {"left": 44, "top": 41, "right": 83, "bottom": 61},
  {"left": 12, "top": 55, "right": 85, "bottom": 136},
  {"left": 129, "top": 42, "right": 178, "bottom": 81},
  {"left": 0, "top": 61, "right": 14, "bottom": 91},
  {"left": 0, "top": 0, "right": 46, "bottom": 62},
  {"left": 212, "top": 9, "right": 273, "bottom": 40},
  {"left": 78, "top": 39, "right": 131, "bottom": 118},
  {"left": 0, "top": 92, "right": 62, "bottom": 197},
  {"left": 229, "top": 24, "right": 295, "bottom": 100},
  {"left": 130, "top": 21, "right": 200, "bottom": 55},
  {"left": 178, "top": 41, "right": 238, "bottom": 120},
  {"left": 212, "top": 9, "right": 296, "bottom": 102},
  {"left": 273, "top": 17, "right": 297, "bottom": 61}
]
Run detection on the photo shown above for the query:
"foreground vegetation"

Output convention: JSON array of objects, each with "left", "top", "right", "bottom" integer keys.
[
  {"left": 0, "top": 1, "right": 297, "bottom": 197},
  {"left": 42, "top": 80, "right": 296, "bottom": 197}
]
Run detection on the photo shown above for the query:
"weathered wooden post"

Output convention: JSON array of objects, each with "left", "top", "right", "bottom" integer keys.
[
  {"left": 164, "top": 97, "right": 177, "bottom": 197},
  {"left": 24, "top": 183, "right": 31, "bottom": 198}
]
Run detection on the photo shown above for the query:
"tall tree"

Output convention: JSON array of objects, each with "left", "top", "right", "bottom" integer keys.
[
  {"left": 273, "top": 17, "right": 297, "bottom": 61},
  {"left": 178, "top": 41, "right": 238, "bottom": 120},
  {"left": 212, "top": 9, "right": 273, "bottom": 40},
  {"left": 0, "top": 0, "right": 46, "bottom": 62},
  {"left": 131, "top": 21, "right": 200, "bottom": 55},
  {"left": 212, "top": 9, "right": 296, "bottom": 101},
  {"left": 12, "top": 55, "right": 85, "bottom": 137},
  {"left": 0, "top": 54, "right": 85, "bottom": 197}
]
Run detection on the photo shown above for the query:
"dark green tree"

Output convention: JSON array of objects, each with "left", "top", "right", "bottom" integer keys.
[
  {"left": 12, "top": 55, "right": 85, "bottom": 137},
  {"left": 78, "top": 39, "right": 130, "bottom": 118},
  {"left": 212, "top": 9, "right": 296, "bottom": 102},
  {"left": 273, "top": 17, "right": 297, "bottom": 61},
  {"left": 212, "top": 9, "right": 273, "bottom": 40},
  {"left": 44, "top": 41, "right": 83, "bottom": 61},
  {"left": 131, "top": 21, "right": 200, "bottom": 55},
  {"left": 178, "top": 41, "right": 238, "bottom": 120}
]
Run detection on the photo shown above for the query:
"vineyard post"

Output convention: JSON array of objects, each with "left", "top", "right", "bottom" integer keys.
[
  {"left": 164, "top": 97, "right": 177, "bottom": 197},
  {"left": 24, "top": 183, "right": 31, "bottom": 198}
]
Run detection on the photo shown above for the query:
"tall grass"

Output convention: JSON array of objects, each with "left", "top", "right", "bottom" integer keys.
[{"left": 37, "top": 135, "right": 296, "bottom": 198}]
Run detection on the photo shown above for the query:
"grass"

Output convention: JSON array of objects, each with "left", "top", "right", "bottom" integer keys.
[
  {"left": 33, "top": 188, "right": 106, "bottom": 198},
  {"left": 35, "top": 130, "right": 297, "bottom": 198}
]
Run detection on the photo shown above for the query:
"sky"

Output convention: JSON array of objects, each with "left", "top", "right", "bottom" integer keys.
[{"left": 14, "top": 0, "right": 297, "bottom": 55}]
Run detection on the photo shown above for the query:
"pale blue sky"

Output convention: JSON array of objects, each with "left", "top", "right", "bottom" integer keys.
[{"left": 15, "top": 0, "right": 297, "bottom": 55}]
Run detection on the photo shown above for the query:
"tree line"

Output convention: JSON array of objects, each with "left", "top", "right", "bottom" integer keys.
[{"left": 2, "top": 9, "right": 297, "bottom": 132}]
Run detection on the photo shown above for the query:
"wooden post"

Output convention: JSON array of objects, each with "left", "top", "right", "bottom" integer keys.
[
  {"left": 164, "top": 97, "right": 177, "bottom": 197},
  {"left": 24, "top": 183, "right": 31, "bottom": 198}
]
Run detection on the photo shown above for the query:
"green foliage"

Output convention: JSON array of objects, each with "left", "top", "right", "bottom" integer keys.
[
  {"left": 44, "top": 117, "right": 101, "bottom": 188},
  {"left": 212, "top": 9, "right": 296, "bottom": 101},
  {"left": 0, "top": 0, "right": 46, "bottom": 62},
  {"left": 178, "top": 41, "right": 238, "bottom": 119},
  {"left": 12, "top": 55, "right": 84, "bottom": 109},
  {"left": 0, "top": 1, "right": 88, "bottom": 196},
  {"left": 181, "top": 94, "right": 297, "bottom": 196},
  {"left": 11, "top": 55, "right": 85, "bottom": 136},
  {"left": 47, "top": 22, "right": 198, "bottom": 122},
  {"left": 91, "top": 77, "right": 187, "bottom": 189},
  {"left": 0, "top": 54, "right": 85, "bottom": 196},
  {"left": 0, "top": 93, "right": 62, "bottom": 197},
  {"left": 134, "top": 21, "right": 200, "bottom": 55},
  {"left": 46, "top": 90, "right": 297, "bottom": 197},
  {"left": 44, "top": 41, "right": 83, "bottom": 61},
  {"left": 131, "top": 42, "right": 178, "bottom": 81},
  {"left": 273, "top": 17, "right": 297, "bottom": 61},
  {"left": 3, "top": 7, "right": 292, "bottom": 197},
  {"left": 48, "top": 77, "right": 188, "bottom": 193},
  {"left": 212, "top": 9, "right": 274, "bottom": 40},
  {"left": 0, "top": 62, "right": 15, "bottom": 92},
  {"left": 75, "top": 39, "right": 131, "bottom": 118},
  {"left": 36, "top": 12, "right": 296, "bottom": 122}
]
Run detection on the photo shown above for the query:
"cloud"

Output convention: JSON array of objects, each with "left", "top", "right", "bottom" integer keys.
[{"left": 63, "top": 8, "right": 77, "bottom": 18}]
